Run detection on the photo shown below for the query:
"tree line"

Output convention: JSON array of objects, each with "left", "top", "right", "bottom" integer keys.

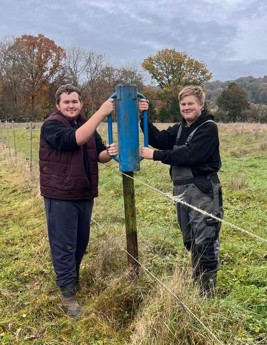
[
  {"left": 0, "top": 34, "right": 266, "bottom": 123},
  {"left": 205, "top": 77, "right": 267, "bottom": 122}
]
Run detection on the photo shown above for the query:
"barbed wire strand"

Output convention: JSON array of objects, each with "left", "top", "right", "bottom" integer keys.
[
  {"left": 1, "top": 139, "right": 263, "bottom": 344},
  {"left": 0, "top": 142, "right": 225, "bottom": 344},
  {"left": 1, "top": 138, "right": 266, "bottom": 245},
  {"left": 92, "top": 218, "right": 225, "bottom": 345},
  {"left": 103, "top": 163, "right": 267, "bottom": 244}
]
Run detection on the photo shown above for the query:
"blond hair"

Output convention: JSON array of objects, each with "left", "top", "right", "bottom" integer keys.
[{"left": 178, "top": 85, "right": 205, "bottom": 105}]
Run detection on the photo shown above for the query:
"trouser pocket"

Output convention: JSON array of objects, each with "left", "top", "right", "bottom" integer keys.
[
  {"left": 204, "top": 216, "right": 220, "bottom": 240},
  {"left": 194, "top": 179, "right": 213, "bottom": 199}
]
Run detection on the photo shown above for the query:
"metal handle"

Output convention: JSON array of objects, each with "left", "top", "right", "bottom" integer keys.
[
  {"left": 137, "top": 93, "right": 149, "bottom": 148},
  {"left": 107, "top": 93, "right": 119, "bottom": 162},
  {"left": 137, "top": 93, "right": 149, "bottom": 161},
  {"left": 107, "top": 90, "right": 149, "bottom": 164}
]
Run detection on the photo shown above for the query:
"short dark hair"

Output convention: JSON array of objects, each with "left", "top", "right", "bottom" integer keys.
[{"left": 55, "top": 84, "right": 82, "bottom": 104}]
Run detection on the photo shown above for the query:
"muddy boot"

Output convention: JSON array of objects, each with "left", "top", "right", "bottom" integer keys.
[
  {"left": 61, "top": 283, "right": 82, "bottom": 317},
  {"left": 199, "top": 272, "right": 217, "bottom": 298}
]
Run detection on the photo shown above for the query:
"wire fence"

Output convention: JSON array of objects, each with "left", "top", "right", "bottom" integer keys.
[
  {"left": 2, "top": 120, "right": 265, "bottom": 244},
  {"left": 1, "top": 120, "right": 267, "bottom": 344},
  {"left": 0, "top": 120, "right": 42, "bottom": 169}
]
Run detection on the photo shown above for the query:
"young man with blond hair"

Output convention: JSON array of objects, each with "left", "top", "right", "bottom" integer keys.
[{"left": 139, "top": 85, "right": 223, "bottom": 296}]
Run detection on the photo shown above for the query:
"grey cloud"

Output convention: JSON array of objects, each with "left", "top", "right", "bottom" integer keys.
[{"left": 0, "top": 0, "right": 266, "bottom": 81}]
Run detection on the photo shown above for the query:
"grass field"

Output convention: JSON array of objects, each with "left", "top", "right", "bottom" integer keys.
[{"left": 0, "top": 122, "right": 267, "bottom": 344}]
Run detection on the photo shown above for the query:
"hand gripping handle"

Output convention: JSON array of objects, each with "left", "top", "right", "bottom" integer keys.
[
  {"left": 107, "top": 91, "right": 149, "bottom": 163},
  {"left": 137, "top": 92, "right": 149, "bottom": 148},
  {"left": 107, "top": 92, "right": 119, "bottom": 162}
]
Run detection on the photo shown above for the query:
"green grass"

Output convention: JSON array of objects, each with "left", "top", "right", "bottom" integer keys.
[{"left": 0, "top": 122, "right": 267, "bottom": 344}]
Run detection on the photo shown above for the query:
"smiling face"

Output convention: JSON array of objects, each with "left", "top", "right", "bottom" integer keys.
[
  {"left": 179, "top": 95, "right": 203, "bottom": 125},
  {"left": 56, "top": 91, "right": 83, "bottom": 119}
]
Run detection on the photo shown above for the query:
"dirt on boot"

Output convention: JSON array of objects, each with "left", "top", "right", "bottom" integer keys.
[{"left": 62, "top": 296, "right": 82, "bottom": 317}]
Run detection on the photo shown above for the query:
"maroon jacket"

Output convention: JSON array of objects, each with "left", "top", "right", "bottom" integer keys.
[{"left": 39, "top": 112, "right": 99, "bottom": 200}]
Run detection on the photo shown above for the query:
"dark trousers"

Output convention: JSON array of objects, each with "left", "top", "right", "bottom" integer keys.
[
  {"left": 44, "top": 197, "right": 94, "bottom": 287},
  {"left": 174, "top": 179, "right": 223, "bottom": 277}
]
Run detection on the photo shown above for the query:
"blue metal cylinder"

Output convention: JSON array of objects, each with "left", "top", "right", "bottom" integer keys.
[{"left": 116, "top": 85, "right": 140, "bottom": 172}]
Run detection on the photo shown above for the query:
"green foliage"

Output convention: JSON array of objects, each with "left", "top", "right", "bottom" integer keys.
[
  {"left": 205, "top": 77, "right": 267, "bottom": 122},
  {"left": 142, "top": 49, "right": 212, "bottom": 121},
  {"left": 232, "top": 76, "right": 267, "bottom": 105},
  {"left": 142, "top": 49, "right": 212, "bottom": 90},
  {"left": 216, "top": 83, "right": 250, "bottom": 122}
]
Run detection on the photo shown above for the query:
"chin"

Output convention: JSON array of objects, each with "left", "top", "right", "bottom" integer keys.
[{"left": 66, "top": 113, "right": 78, "bottom": 118}]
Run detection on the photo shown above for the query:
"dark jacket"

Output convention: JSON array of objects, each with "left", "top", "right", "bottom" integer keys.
[
  {"left": 141, "top": 110, "right": 221, "bottom": 178},
  {"left": 39, "top": 111, "right": 104, "bottom": 200}
]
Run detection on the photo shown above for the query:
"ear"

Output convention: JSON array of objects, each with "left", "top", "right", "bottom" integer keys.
[
  {"left": 55, "top": 103, "right": 60, "bottom": 110},
  {"left": 199, "top": 101, "right": 204, "bottom": 109}
]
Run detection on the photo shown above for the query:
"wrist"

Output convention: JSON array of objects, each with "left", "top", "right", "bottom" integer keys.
[{"left": 95, "top": 109, "right": 106, "bottom": 119}]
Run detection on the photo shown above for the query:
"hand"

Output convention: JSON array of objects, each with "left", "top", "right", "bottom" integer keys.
[
  {"left": 106, "top": 143, "right": 118, "bottom": 157},
  {"left": 99, "top": 98, "right": 115, "bottom": 117},
  {"left": 138, "top": 99, "right": 149, "bottom": 113},
  {"left": 140, "top": 146, "right": 154, "bottom": 160}
]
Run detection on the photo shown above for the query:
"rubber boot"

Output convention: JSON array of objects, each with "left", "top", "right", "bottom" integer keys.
[
  {"left": 199, "top": 272, "right": 217, "bottom": 298},
  {"left": 60, "top": 283, "right": 82, "bottom": 317}
]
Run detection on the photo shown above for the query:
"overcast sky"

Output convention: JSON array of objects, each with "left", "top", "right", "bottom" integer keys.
[{"left": 1, "top": 0, "right": 266, "bottom": 81}]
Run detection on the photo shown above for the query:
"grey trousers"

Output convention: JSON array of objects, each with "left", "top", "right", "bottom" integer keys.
[{"left": 174, "top": 179, "right": 223, "bottom": 277}]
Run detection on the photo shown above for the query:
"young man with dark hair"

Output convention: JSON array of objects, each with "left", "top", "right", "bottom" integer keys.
[{"left": 39, "top": 84, "right": 118, "bottom": 317}]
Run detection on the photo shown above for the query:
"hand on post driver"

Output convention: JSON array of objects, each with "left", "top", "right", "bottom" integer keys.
[
  {"left": 106, "top": 143, "right": 118, "bottom": 157},
  {"left": 140, "top": 146, "right": 154, "bottom": 160},
  {"left": 99, "top": 98, "right": 115, "bottom": 118},
  {"left": 138, "top": 99, "right": 149, "bottom": 115}
]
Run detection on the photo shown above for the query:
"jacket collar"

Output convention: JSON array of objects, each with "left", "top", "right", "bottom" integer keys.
[{"left": 181, "top": 109, "right": 214, "bottom": 129}]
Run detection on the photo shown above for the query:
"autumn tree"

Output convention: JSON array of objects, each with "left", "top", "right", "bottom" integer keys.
[
  {"left": 0, "top": 37, "right": 27, "bottom": 119},
  {"left": 12, "top": 34, "right": 65, "bottom": 119},
  {"left": 142, "top": 49, "right": 212, "bottom": 120},
  {"left": 63, "top": 47, "right": 110, "bottom": 116},
  {"left": 99, "top": 65, "right": 144, "bottom": 94},
  {"left": 216, "top": 83, "right": 250, "bottom": 122},
  {"left": 92, "top": 65, "right": 146, "bottom": 120},
  {"left": 63, "top": 47, "right": 145, "bottom": 117},
  {"left": 63, "top": 46, "right": 88, "bottom": 86}
]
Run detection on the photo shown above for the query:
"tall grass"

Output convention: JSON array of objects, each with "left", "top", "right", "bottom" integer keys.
[{"left": 0, "top": 122, "right": 267, "bottom": 344}]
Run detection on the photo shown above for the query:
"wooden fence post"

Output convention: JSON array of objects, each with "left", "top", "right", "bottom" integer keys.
[
  {"left": 122, "top": 172, "right": 139, "bottom": 276},
  {"left": 12, "top": 121, "right": 17, "bottom": 161},
  {"left": 29, "top": 121, "right": 33, "bottom": 171}
]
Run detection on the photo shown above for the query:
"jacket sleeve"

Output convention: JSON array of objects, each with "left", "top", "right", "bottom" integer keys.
[
  {"left": 153, "top": 122, "right": 219, "bottom": 166},
  {"left": 43, "top": 120, "right": 79, "bottom": 151},
  {"left": 140, "top": 118, "right": 179, "bottom": 150},
  {"left": 95, "top": 130, "right": 107, "bottom": 155}
]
